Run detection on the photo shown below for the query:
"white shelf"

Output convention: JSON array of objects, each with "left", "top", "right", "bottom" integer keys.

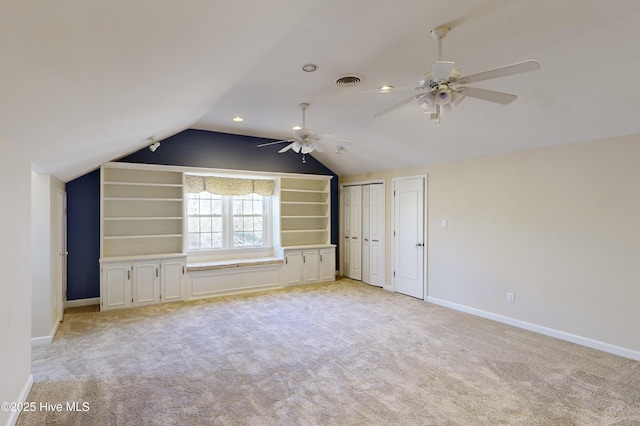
[
  {"left": 104, "top": 181, "right": 183, "bottom": 188},
  {"left": 104, "top": 234, "right": 182, "bottom": 240},
  {"left": 281, "top": 229, "right": 328, "bottom": 234},
  {"left": 104, "top": 217, "right": 182, "bottom": 221},
  {"left": 104, "top": 197, "right": 183, "bottom": 201},
  {"left": 280, "top": 176, "right": 331, "bottom": 247},
  {"left": 101, "top": 165, "right": 184, "bottom": 258}
]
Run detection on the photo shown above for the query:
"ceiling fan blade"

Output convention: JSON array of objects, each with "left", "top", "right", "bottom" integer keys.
[
  {"left": 257, "top": 140, "right": 291, "bottom": 148},
  {"left": 278, "top": 142, "right": 296, "bottom": 153},
  {"left": 457, "top": 59, "right": 540, "bottom": 85},
  {"left": 432, "top": 61, "right": 455, "bottom": 82},
  {"left": 460, "top": 87, "right": 517, "bottom": 105},
  {"left": 315, "top": 132, "right": 336, "bottom": 139},
  {"left": 315, "top": 133, "right": 352, "bottom": 146},
  {"left": 374, "top": 93, "right": 426, "bottom": 117},
  {"left": 363, "top": 85, "right": 423, "bottom": 93},
  {"left": 291, "top": 141, "right": 302, "bottom": 153}
]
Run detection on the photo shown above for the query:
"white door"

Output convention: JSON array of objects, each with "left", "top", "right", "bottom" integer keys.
[
  {"left": 133, "top": 261, "right": 160, "bottom": 306},
  {"left": 342, "top": 187, "right": 351, "bottom": 277},
  {"left": 101, "top": 262, "right": 131, "bottom": 310},
  {"left": 161, "top": 258, "right": 184, "bottom": 303},
  {"left": 348, "top": 185, "right": 362, "bottom": 280},
  {"left": 302, "top": 249, "right": 319, "bottom": 283},
  {"left": 319, "top": 247, "right": 335, "bottom": 282},
  {"left": 57, "top": 190, "right": 67, "bottom": 321},
  {"left": 393, "top": 177, "right": 425, "bottom": 299},
  {"left": 285, "top": 250, "right": 303, "bottom": 286},
  {"left": 369, "top": 184, "right": 385, "bottom": 287},
  {"left": 362, "top": 185, "right": 371, "bottom": 284}
]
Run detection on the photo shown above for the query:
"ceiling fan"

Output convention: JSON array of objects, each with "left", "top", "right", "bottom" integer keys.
[
  {"left": 373, "top": 25, "right": 540, "bottom": 124},
  {"left": 257, "top": 103, "right": 351, "bottom": 162}
]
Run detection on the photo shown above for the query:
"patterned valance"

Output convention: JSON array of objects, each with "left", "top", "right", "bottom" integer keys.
[{"left": 185, "top": 175, "right": 274, "bottom": 196}]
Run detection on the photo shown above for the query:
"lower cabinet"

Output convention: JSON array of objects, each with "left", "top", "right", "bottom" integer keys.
[
  {"left": 284, "top": 246, "right": 335, "bottom": 286},
  {"left": 100, "top": 256, "right": 186, "bottom": 311}
]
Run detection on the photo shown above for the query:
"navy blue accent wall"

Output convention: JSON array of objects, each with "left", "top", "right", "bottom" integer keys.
[
  {"left": 66, "top": 169, "right": 101, "bottom": 300},
  {"left": 66, "top": 129, "right": 339, "bottom": 300}
]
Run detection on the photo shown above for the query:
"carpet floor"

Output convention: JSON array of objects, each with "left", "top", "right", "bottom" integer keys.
[{"left": 18, "top": 279, "right": 640, "bottom": 425}]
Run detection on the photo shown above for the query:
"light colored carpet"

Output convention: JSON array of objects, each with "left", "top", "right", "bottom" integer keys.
[{"left": 18, "top": 279, "right": 640, "bottom": 425}]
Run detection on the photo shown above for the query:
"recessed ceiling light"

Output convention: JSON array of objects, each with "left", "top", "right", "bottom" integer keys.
[
  {"left": 292, "top": 125, "right": 302, "bottom": 130},
  {"left": 379, "top": 85, "right": 393, "bottom": 93},
  {"left": 232, "top": 116, "right": 244, "bottom": 122},
  {"left": 302, "top": 63, "right": 318, "bottom": 72}
]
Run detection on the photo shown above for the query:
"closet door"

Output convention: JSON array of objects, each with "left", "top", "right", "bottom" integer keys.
[
  {"left": 368, "top": 184, "right": 385, "bottom": 287},
  {"left": 342, "top": 187, "right": 351, "bottom": 277},
  {"left": 347, "top": 186, "right": 362, "bottom": 280},
  {"left": 362, "top": 185, "right": 371, "bottom": 284}
]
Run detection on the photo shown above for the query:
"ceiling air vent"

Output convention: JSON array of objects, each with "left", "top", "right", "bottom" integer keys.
[{"left": 335, "top": 74, "right": 364, "bottom": 88}]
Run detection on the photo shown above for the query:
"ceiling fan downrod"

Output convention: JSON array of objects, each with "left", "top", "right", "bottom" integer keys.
[{"left": 431, "top": 25, "right": 450, "bottom": 61}]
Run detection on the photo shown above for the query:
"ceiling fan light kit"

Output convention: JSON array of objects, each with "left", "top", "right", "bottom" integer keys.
[{"left": 373, "top": 25, "right": 540, "bottom": 124}]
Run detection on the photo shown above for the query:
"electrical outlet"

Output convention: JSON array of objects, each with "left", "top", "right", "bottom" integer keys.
[{"left": 507, "top": 292, "right": 515, "bottom": 303}]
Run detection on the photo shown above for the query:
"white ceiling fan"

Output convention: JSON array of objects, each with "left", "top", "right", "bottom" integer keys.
[
  {"left": 373, "top": 25, "right": 540, "bottom": 124},
  {"left": 257, "top": 103, "right": 351, "bottom": 162}
]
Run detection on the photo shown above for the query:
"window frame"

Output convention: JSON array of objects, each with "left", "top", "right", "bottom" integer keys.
[{"left": 184, "top": 190, "right": 272, "bottom": 255}]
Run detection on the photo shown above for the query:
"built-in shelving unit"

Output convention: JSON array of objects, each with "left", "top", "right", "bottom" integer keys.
[
  {"left": 101, "top": 164, "right": 184, "bottom": 258},
  {"left": 280, "top": 176, "right": 331, "bottom": 247}
]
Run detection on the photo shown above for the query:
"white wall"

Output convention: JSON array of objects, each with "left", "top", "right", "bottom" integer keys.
[
  {"left": 340, "top": 133, "right": 640, "bottom": 357},
  {"left": 31, "top": 173, "right": 65, "bottom": 344},
  {"left": 0, "top": 138, "right": 33, "bottom": 426}
]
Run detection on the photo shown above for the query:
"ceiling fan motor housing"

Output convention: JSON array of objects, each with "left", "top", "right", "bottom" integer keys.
[{"left": 294, "top": 128, "right": 315, "bottom": 139}]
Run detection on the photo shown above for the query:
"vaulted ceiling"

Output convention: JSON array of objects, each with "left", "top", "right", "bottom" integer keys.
[{"left": 2, "top": 0, "right": 640, "bottom": 182}]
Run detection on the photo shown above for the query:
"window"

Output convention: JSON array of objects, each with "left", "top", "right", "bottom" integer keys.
[{"left": 186, "top": 191, "right": 268, "bottom": 250}]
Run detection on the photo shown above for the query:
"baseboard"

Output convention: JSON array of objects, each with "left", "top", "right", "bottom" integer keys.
[
  {"left": 65, "top": 297, "right": 100, "bottom": 308},
  {"left": 31, "top": 319, "right": 60, "bottom": 347},
  {"left": 427, "top": 296, "right": 640, "bottom": 362},
  {"left": 6, "top": 374, "right": 33, "bottom": 426}
]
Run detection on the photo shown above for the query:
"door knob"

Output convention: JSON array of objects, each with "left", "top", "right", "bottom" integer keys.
[{"left": 415, "top": 243, "right": 423, "bottom": 247}]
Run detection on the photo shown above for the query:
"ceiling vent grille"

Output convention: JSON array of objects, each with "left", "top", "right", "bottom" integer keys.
[{"left": 336, "top": 74, "right": 363, "bottom": 87}]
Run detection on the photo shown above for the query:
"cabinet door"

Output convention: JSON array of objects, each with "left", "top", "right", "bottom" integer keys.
[
  {"left": 319, "top": 247, "right": 335, "bottom": 282},
  {"left": 161, "top": 258, "right": 185, "bottom": 303},
  {"left": 285, "top": 250, "right": 303, "bottom": 286},
  {"left": 101, "top": 262, "right": 131, "bottom": 311},
  {"left": 132, "top": 261, "right": 160, "bottom": 306},
  {"left": 302, "top": 250, "right": 319, "bottom": 283}
]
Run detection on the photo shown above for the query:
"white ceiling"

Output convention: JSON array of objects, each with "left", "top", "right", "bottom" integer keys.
[{"left": 2, "top": 0, "right": 640, "bottom": 182}]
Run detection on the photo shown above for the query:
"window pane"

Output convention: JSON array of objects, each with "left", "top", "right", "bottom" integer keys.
[
  {"left": 188, "top": 233, "right": 200, "bottom": 249},
  {"left": 199, "top": 199, "right": 211, "bottom": 215},
  {"left": 187, "top": 198, "right": 199, "bottom": 215},
  {"left": 212, "top": 199, "right": 223, "bottom": 215},
  {"left": 254, "top": 217, "right": 263, "bottom": 231},
  {"left": 188, "top": 217, "right": 199, "bottom": 232},
  {"left": 233, "top": 217, "right": 243, "bottom": 231},
  {"left": 200, "top": 217, "right": 212, "bottom": 232},
  {"left": 243, "top": 200, "right": 253, "bottom": 215},
  {"left": 211, "top": 233, "right": 223, "bottom": 248},
  {"left": 212, "top": 217, "right": 222, "bottom": 232},
  {"left": 232, "top": 198, "right": 243, "bottom": 215}
]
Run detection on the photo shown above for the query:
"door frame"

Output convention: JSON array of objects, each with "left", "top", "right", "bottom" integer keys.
[
  {"left": 391, "top": 175, "right": 427, "bottom": 300},
  {"left": 57, "top": 189, "right": 67, "bottom": 320}
]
